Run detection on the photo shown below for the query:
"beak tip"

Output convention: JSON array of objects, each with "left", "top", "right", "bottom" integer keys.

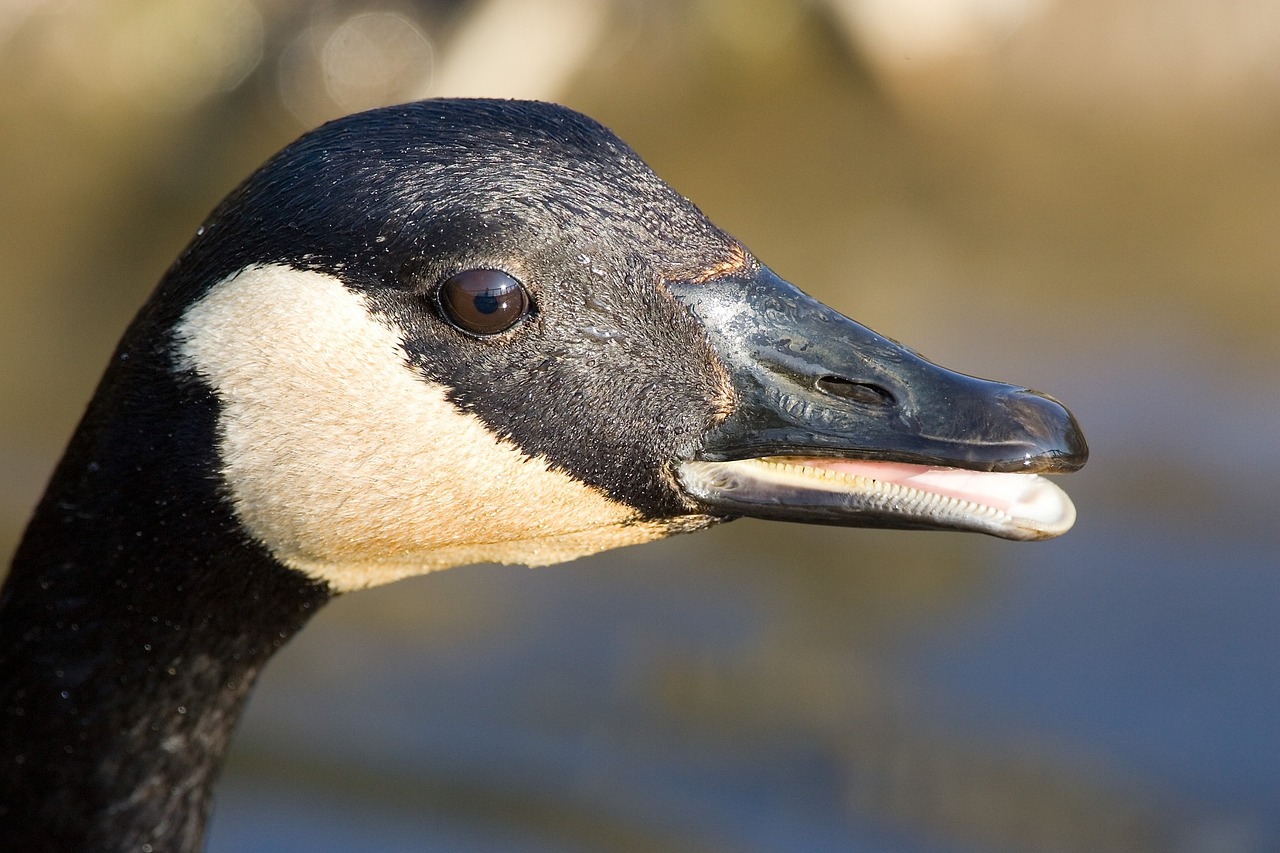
[{"left": 1015, "top": 389, "right": 1089, "bottom": 472}]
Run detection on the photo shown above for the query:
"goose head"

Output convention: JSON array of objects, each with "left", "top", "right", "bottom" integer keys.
[{"left": 152, "top": 99, "right": 1087, "bottom": 593}]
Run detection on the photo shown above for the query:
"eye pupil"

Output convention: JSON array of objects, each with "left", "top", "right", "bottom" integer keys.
[{"left": 439, "top": 269, "right": 529, "bottom": 335}]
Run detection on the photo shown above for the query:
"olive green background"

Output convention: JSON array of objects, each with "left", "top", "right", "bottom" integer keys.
[{"left": 2, "top": 2, "right": 1277, "bottom": 851}]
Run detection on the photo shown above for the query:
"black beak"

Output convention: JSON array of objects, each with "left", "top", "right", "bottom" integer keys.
[{"left": 666, "top": 267, "right": 1088, "bottom": 540}]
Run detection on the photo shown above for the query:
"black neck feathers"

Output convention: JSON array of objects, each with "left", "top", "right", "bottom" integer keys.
[{"left": 0, "top": 325, "right": 330, "bottom": 850}]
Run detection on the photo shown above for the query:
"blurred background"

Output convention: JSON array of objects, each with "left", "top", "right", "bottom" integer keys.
[{"left": 2, "top": 0, "right": 1277, "bottom": 850}]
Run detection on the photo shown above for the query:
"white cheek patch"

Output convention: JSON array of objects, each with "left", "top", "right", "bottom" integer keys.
[{"left": 174, "top": 264, "right": 699, "bottom": 592}]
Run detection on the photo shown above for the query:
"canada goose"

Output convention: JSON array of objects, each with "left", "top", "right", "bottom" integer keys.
[{"left": 0, "top": 99, "right": 1086, "bottom": 851}]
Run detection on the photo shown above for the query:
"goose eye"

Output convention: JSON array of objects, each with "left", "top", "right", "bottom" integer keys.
[{"left": 438, "top": 269, "right": 530, "bottom": 336}]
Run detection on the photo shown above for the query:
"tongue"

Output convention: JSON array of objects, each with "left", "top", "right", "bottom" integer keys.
[{"left": 799, "top": 458, "right": 1068, "bottom": 524}]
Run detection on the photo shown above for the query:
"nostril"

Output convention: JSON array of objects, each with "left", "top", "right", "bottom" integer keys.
[{"left": 815, "top": 376, "right": 895, "bottom": 406}]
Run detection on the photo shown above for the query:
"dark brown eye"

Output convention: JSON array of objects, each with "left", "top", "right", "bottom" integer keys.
[{"left": 438, "top": 269, "right": 530, "bottom": 336}]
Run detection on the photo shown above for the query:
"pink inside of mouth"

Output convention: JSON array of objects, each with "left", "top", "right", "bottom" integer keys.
[{"left": 795, "top": 458, "right": 1039, "bottom": 517}]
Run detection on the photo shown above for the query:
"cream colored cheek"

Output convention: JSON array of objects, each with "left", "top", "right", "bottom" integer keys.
[{"left": 175, "top": 264, "right": 700, "bottom": 592}]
